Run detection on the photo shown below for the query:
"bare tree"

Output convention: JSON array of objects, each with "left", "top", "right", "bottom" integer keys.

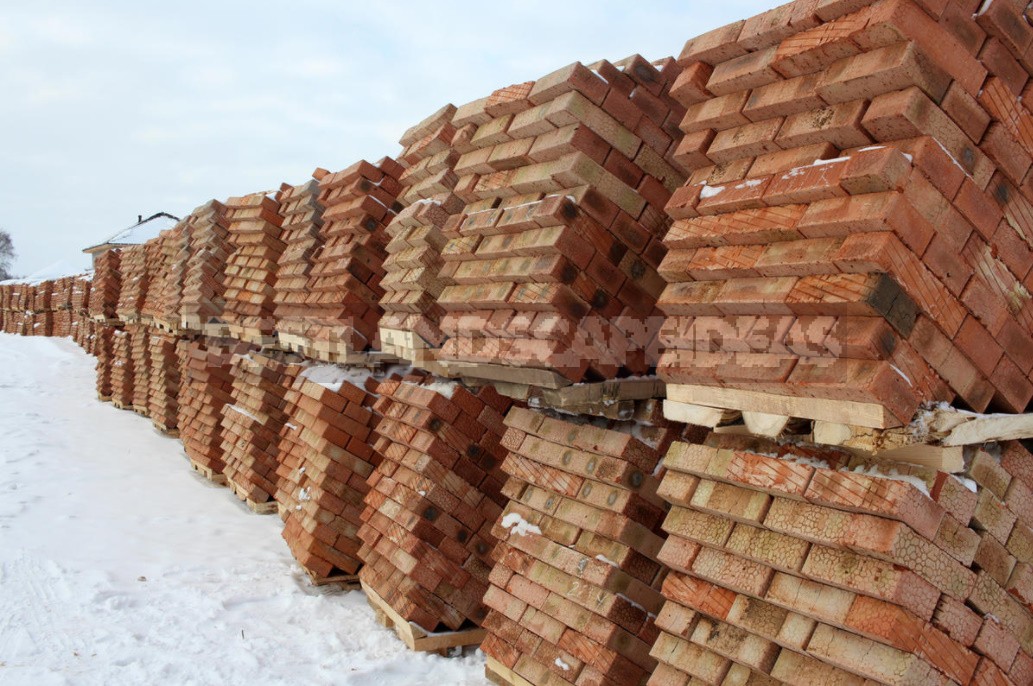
[{"left": 0, "top": 229, "right": 15, "bottom": 280}]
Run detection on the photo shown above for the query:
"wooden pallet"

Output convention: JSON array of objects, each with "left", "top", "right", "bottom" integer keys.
[
  {"left": 278, "top": 332, "right": 399, "bottom": 367},
  {"left": 111, "top": 399, "right": 130, "bottom": 411},
  {"left": 189, "top": 460, "right": 227, "bottom": 486},
  {"left": 90, "top": 316, "right": 122, "bottom": 326},
  {"left": 485, "top": 657, "right": 536, "bottom": 686},
  {"left": 97, "top": 393, "right": 112, "bottom": 402},
  {"left": 132, "top": 405, "right": 148, "bottom": 416},
  {"left": 225, "top": 476, "right": 277, "bottom": 514},
  {"left": 226, "top": 325, "right": 279, "bottom": 348},
  {"left": 202, "top": 322, "right": 231, "bottom": 338},
  {"left": 492, "top": 377, "right": 665, "bottom": 419},
  {"left": 360, "top": 581, "right": 486, "bottom": 655},
  {"left": 152, "top": 422, "right": 179, "bottom": 438},
  {"left": 307, "top": 569, "right": 361, "bottom": 589}
]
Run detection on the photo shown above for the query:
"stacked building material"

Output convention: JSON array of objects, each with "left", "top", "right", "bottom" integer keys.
[
  {"left": 647, "top": 433, "right": 1033, "bottom": 685},
  {"left": 74, "top": 316, "right": 96, "bottom": 354},
  {"left": 71, "top": 277, "right": 91, "bottom": 315},
  {"left": 177, "top": 339, "right": 244, "bottom": 479},
  {"left": 275, "top": 365, "right": 383, "bottom": 583},
  {"left": 94, "top": 325, "right": 116, "bottom": 399},
  {"left": 379, "top": 106, "right": 463, "bottom": 362},
  {"left": 89, "top": 249, "right": 121, "bottom": 322},
  {"left": 482, "top": 405, "right": 688, "bottom": 686},
  {"left": 219, "top": 351, "right": 302, "bottom": 510},
  {"left": 146, "top": 330, "right": 183, "bottom": 433},
  {"left": 284, "top": 158, "right": 402, "bottom": 360},
  {"left": 115, "top": 244, "right": 149, "bottom": 324},
  {"left": 138, "top": 236, "right": 165, "bottom": 323},
  {"left": 271, "top": 174, "right": 327, "bottom": 342},
  {"left": 407, "top": 56, "right": 688, "bottom": 384},
  {"left": 357, "top": 373, "right": 514, "bottom": 634},
  {"left": 657, "top": 0, "right": 1033, "bottom": 429},
  {"left": 221, "top": 192, "right": 286, "bottom": 342},
  {"left": 180, "top": 200, "right": 231, "bottom": 331},
  {"left": 127, "top": 322, "right": 151, "bottom": 413},
  {"left": 109, "top": 328, "right": 134, "bottom": 407},
  {"left": 143, "top": 221, "right": 186, "bottom": 332}
]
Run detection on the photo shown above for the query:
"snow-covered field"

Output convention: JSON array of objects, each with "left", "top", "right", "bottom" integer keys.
[{"left": 0, "top": 334, "right": 489, "bottom": 685}]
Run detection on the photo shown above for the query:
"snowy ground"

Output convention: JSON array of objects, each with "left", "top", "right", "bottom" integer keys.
[{"left": 0, "top": 334, "right": 489, "bottom": 685}]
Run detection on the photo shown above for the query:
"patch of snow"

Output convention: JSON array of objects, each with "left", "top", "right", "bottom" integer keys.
[
  {"left": 848, "top": 463, "right": 931, "bottom": 496},
  {"left": 413, "top": 379, "right": 458, "bottom": 399},
  {"left": 955, "top": 475, "right": 978, "bottom": 493},
  {"left": 858, "top": 145, "right": 885, "bottom": 152},
  {"left": 890, "top": 365, "right": 913, "bottom": 388},
  {"left": 595, "top": 554, "right": 619, "bottom": 567},
  {"left": 555, "top": 658, "right": 570, "bottom": 671},
  {"left": 500, "top": 512, "right": 542, "bottom": 537},
  {"left": 734, "top": 179, "right": 765, "bottom": 189},
  {"left": 810, "top": 156, "right": 851, "bottom": 166},
  {"left": 299, "top": 364, "right": 373, "bottom": 393},
  {"left": 699, "top": 184, "right": 725, "bottom": 199},
  {"left": 226, "top": 404, "right": 261, "bottom": 423},
  {"left": 976, "top": 0, "right": 994, "bottom": 16}
]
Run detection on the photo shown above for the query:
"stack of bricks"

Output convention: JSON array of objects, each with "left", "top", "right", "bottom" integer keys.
[
  {"left": 221, "top": 192, "right": 285, "bottom": 340},
  {"left": 75, "top": 317, "right": 97, "bottom": 355},
  {"left": 482, "top": 406, "right": 686, "bottom": 686},
  {"left": 88, "top": 249, "right": 121, "bottom": 323},
  {"left": 148, "top": 219, "right": 190, "bottom": 332},
  {"left": 139, "top": 235, "right": 166, "bottom": 324},
  {"left": 109, "top": 328, "right": 134, "bottom": 407},
  {"left": 419, "top": 56, "right": 688, "bottom": 383},
  {"left": 657, "top": 0, "right": 1033, "bottom": 427},
  {"left": 115, "top": 244, "right": 149, "bottom": 325},
  {"left": 52, "top": 277, "right": 74, "bottom": 337},
  {"left": 295, "top": 159, "right": 402, "bottom": 358},
  {"left": 647, "top": 433, "right": 1033, "bottom": 685},
  {"left": 177, "top": 339, "right": 243, "bottom": 478},
  {"left": 94, "top": 325, "right": 116, "bottom": 399},
  {"left": 275, "top": 366, "right": 382, "bottom": 581},
  {"left": 271, "top": 174, "right": 327, "bottom": 343},
  {"left": 379, "top": 106, "right": 463, "bottom": 360},
  {"left": 180, "top": 199, "right": 231, "bottom": 331},
  {"left": 219, "top": 352, "right": 302, "bottom": 508},
  {"left": 127, "top": 322, "right": 151, "bottom": 413},
  {"left": 146, "top": 330, "right": 183, "bottom": 433},
  {"left": 71, "top": 277, "right": 91, "bottom": 344},
  {"left": 357, "top": 373, "right": 514, "bottom": 632}
]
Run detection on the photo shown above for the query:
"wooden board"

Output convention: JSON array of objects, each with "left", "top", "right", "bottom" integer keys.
[
  {"left": 492, "top": 377, "right": 664, "bottom": 420},
  {"left": 666, "top": 384, "right": 898, "bottom": 429},
  {"left": 438, "top": 360, "right": 572, "bottom": 390},
  {"left": 360, "top": 580, "right": 486, "bottom": 654},
  {"left": 662, "top": 399, "right": 740, "bottom": 427},
  {"left": 152, "top": 422, "right": 179, "bottom": 438}
]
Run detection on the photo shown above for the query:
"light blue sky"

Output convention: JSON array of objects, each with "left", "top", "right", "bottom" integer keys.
[{"left": 1, "top": 1, "right": 772, "bottom": 275}]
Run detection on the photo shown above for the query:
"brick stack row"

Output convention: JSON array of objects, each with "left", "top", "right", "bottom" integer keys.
[
  {"left": 94, "top": 325, "right": 116, "bottom": 398},
  {"left": 219, "top": 352, "right": 302, "bottom": 507},
  {"left": 358, "top": 374, "right": 514, "bottom": 631},
  {"left": 647, "top": 433, "right": 1033, "bottom": 685},
  {"left": 222, "top": 193, "right": 285, "bottom": 340},
  {"left": 109, "top": 328, "right": 134, "bottom": 407},
  {"left": 292, "top": 159, "right": 402, "bottom": 358},
  {"left": 657, "top": 0, "right": 1033, "bottom": 427},
  {"left": 146, "top": 331, "right": 183, "bottom": 432},
  {"left": 482, "top": 406, "right": 685, "bottom": 686},
  {"left": 276, "top": 366, "right": 382, "bottom": 581},
  {"left": 150, "top": 219, "right": 190, "bottom": 332},
  {"left": 379, "top": 106, "right": 463, "bottom": 359},
  {"left": 127, "top": 323, "right": 150, "bottom": 413},
  {"left": 177, "top": 339, "right": 244, "bottom": 477},
  {"left": 180, "top": 200, "right": 231, "bottom": 331},
  {"left": 138, "top": 236, "right": 166, "bottom": 323},
  {"left": 89, "top": 249, "right": 121, "bottom": 322},
  {"left": 415, "top": 56, "right": 688, "bottom": 383},
  {"left": 115, "top": 244, "right": 149, "bottom": 324},
  {"left": 271, "top": 174, "right": 327, "bottom": 343}
]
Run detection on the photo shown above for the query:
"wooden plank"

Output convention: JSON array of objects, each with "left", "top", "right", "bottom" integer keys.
[
  {"left": 485, "top": 656, "right": 536, "bottom": 686},
  {"left": 936, "top": 412, "right": 1033, "bottom": 446},
  {"left": 360, "top": 581, "right": 486, "bottom": 653},
  {"left": 667, "top": 384, "right": 897, "bottom": 429},
  {"left": 663, "top": 399, "right": 741, "bottom": 427},
  {"left": 742, "top": 411, "right": 792, "bottom": 437},
  {"left": 439, "top": 360, "right": 572, "bottom": 389}
]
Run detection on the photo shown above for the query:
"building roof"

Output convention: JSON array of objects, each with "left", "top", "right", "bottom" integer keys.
[{"left": 82, "top": 212, "right": 180, "bottom": 254}]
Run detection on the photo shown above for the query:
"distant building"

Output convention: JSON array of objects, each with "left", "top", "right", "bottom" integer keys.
[{"left": 82, "top": 212, "right": 180, "bottom": 267}]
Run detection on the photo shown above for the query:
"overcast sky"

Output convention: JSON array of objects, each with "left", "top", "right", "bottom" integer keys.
[{"left": 1, "top": 1, "right": 771, "bottom": 276}]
